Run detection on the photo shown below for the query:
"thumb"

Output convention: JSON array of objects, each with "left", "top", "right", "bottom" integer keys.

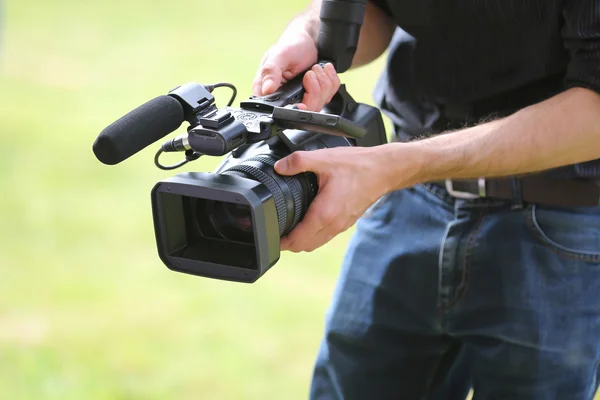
[
  {"left": 260, "top": 62, "right": 284, "bottom": 95},
  {"left": 274, "top": 152, "right": 316, "bottom": 176}
]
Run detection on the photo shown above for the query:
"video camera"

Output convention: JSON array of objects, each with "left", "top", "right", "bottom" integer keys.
[{"left": 92, "top": 0, "right": 386, "bottom": 283}]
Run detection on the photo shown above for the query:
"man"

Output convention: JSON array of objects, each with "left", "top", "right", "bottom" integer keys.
[{"left": 252, "top": 1, "right": 600, "bottom": 399}]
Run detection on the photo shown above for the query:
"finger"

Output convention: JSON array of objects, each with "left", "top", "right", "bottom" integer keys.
[
  {"left": 283, "top": 188, "right": 342, "bottom": 252},
  {"left": 282, "top": 207, "right": 326, "bottom": 252},
  {"left": 311, "top": 64, "right": 332, "bottom": 111},
  {"left": 252, "top": 51, "right": 271, "bottom": 96},
  {"left": 252, "top": 54, "right": 269, "bottom": 96},
  {"left": 252, "top": 81, "right": 262, "bottom": 97},
  {"left": 282, "top": 70, "right": 296, "bottom": 81},
  {"left": 299, "top": 197, "right": 351, "bottom": 252},
  {"left": 274, "top": 151, "right": 319, "bottom": 176},
  {"left": 260, "top": 61, "right": 284, "bottom": 95},
  {"left": 299, "top": 70, "right": 322, "bottom": 111},
  {"left": 280, "top": 236, "right": 293, "bottom": 251},
  {"left": 323, "top": 63, "right": 341, "bottom": 103},
  {"left": 261, "top": 45, "right": 312, "bottom": 96},
  {"left": 301, "top": 228, "right": 337, "bottom": 253},
  {"left": 252, "top": 72, "right": 264, "bottom": 97}
]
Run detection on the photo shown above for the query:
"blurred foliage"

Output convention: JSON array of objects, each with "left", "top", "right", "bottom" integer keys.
[{"left": 0, "top": 0, "right": 387, "bottom": 398}]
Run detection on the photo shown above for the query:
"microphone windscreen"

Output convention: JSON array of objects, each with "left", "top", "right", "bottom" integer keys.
[{"left": 93, "top": 95, "right": 185, "bottom": 165}]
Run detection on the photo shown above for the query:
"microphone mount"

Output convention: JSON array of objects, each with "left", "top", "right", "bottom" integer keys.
[{"left": 153, "top": 72, "right": 367, "bottom": 171}]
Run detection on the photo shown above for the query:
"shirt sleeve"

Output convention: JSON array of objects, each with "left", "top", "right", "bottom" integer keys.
[
  {"left": 368, "top": 0, "right": 393, "bottom": 17},
  {"left": 561, "top": 0, "right": 600, "bottom": 94}
]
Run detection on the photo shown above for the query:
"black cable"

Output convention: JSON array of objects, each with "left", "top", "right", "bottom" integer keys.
[
  {"left": 207, "top": 82, "right": 237, "bottom": 106},
  {"left": 154, "top": 148, "right": 189, "bottom": 170},
  {"left": 154, "top": 83, "right": 234, "bottom": 170},
  {"left": 154, "top": 148, "right": 203, "bottom": 171}
]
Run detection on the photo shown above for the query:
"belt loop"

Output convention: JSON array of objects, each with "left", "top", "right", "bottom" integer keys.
[{"left": 510, "top": 178, "right": 523, "bottom": 209}]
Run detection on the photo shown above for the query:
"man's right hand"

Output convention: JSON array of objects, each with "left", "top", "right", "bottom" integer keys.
[{"left": 252, "top": 30, "right": 341, "bottom": 112}]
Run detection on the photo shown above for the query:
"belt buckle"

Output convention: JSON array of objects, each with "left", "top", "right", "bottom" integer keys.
[{"left": 445, "top": 178, "right": 487, "bottom": 199}]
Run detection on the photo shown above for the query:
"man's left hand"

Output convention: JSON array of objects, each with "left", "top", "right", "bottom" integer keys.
[{"left": 274, "top": 145, "right": 402, "bottom": 253}]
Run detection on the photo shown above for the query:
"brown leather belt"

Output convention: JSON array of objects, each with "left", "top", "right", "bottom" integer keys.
[{"left": 431, "top": 175, "right": 600, "bottom": 207}]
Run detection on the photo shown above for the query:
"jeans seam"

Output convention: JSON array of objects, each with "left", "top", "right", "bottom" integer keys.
[
  {"left": 526, "top": 205, "right": 600, "bottom": 263},
  {"left": 437, "top": 217, "right": 454, "bottom": 311},
  {"left": 444, "top": 212, "right": 487, "bottom": 310}
]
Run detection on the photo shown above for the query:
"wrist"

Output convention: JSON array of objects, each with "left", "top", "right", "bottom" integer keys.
[
  {"left": 377, "top": 142, "right": 434, "bottom": 192},
  {"left": 282, "top": 14, "right": 319, "bottom": 45},
  {"left": 300, "top": 14, "right": 320, "bottom": 43},
  {"left": 378, "top": 119, "right": 504, "bottom": 189}
]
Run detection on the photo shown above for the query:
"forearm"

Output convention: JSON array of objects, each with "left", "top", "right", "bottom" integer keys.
[
  {"left": 351, "top": 1, "right": 395, "bottom": 67},
  {"left": 384, "top": 87, "right": 600, "bottom": 189},
  {"left": 279, "top": 1, "right": 322, "bottom": 44},
  {"left": 281, "top": 0, "right": 394, "bottom": 67}
]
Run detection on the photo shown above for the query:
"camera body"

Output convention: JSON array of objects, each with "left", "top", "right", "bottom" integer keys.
[
  {"left": 92, "top": 0, "right": 381, "bottom": 283},
  {"left": 151, "top": 83, "right": 387, "bottom": 283}
]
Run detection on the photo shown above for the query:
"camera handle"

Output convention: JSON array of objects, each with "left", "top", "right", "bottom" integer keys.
[
  {"left": 239, "top": 61, "right": 332, "bottom": 112},
  {"left": 269, "top": 105, "right": 365, "bottom": 138},
  {"left": 156, "top": 62, "right": 367, "bottom": 168},
  {"left": 240, "top": 73, "right": 306, "bottom": 113},
  {"left": 239, "top": 63, "right": 366, "bottom": 140}
]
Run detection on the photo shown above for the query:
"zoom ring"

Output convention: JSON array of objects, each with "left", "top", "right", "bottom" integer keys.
[
  {"left": 244, "top": 156, "right": 304, "bottom": 232},
  {"left": 222, "top": 164, "right": 287, "bottom": 235}
]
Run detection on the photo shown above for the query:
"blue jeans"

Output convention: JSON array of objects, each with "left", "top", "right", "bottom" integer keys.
[{"left": 310, "top": 183, "right": 600, "bottom": 399}]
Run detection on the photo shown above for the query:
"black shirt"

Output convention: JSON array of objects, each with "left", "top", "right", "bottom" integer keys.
[{"left": 369, "top": 0, "right": 600, "bottom": 178}]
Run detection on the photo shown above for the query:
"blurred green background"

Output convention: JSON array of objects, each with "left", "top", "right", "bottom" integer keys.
[
  {"left": 0, "top": 0, "right": 388, "bottom": 398},
  {"left": 4, "top": 1, "right": 597, "bottom": 400}
]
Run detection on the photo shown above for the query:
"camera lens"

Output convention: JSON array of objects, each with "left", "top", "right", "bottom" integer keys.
[
  {"left": 220, "top": 154, "right": 318, "bottom": 237},
  {"left": 205, "top": 201, "right": 253, "bottom": 243}
]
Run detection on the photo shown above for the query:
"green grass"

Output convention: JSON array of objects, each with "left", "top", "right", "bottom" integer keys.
[
  {"left": 0, "top": 0, "right": 387, "bottom": 398},
  {"left": 2, "top": 1, "right": 598, "bottom": 399}
]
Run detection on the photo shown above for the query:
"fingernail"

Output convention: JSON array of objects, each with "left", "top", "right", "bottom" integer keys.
[{"left": 274, "top": 158, "right": 288, "bottom": 173}]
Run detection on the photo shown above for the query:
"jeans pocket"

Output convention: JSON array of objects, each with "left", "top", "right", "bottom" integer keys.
[{"left": 526, "top": 204, "right": 600, "bottom": 263}]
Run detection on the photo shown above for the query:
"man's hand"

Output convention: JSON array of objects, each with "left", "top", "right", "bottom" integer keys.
[
  {"left": 251, "top": 0, "right": 395, "bottom": 110},
  {"left": 249, "top": 1, "right": 398, "bottom": 252},
  {"left": 252, "top": 31, "right": 341, "bottom": 112},
  {"left": 273, "top": 146, "right": 411, "bottom": 253}
]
